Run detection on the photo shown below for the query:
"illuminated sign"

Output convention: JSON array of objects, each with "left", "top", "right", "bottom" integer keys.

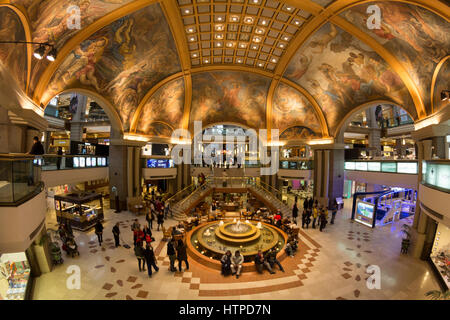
[
  {"left": 355, "top": 200, "right": 375, "bottom": 227},
  {"left": 355, "top": 162, "right": 368, "bottom": 171},
  {"left": 381, "top": 162, "right": 396, "bottom": 173},
  {"left": 367, "top": 162, "right": 381, "bottom": 171},
  {"left": 146, "top": 159, "right": 173, "bottom": 168},
  {"left": 397, "top": 162, "right": 417, "bottom": 174},
  {"left": 345, "top": 162, "right": 356, "bottom": 170}
]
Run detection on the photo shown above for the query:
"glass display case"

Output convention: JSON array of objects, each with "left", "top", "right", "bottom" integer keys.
[
  {"left": 0, "top": 252, "right": 31, "bottom": 300},
  {"left": 422, "top": 160, "right": 450, "bottom": 192},
  {"left": 54, "top": 192, "right": 104, "bottom": 231}
]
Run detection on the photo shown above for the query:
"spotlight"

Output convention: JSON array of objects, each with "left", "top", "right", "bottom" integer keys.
[
  {"left": 46, "top": 47, "right": 57, "bottom": 61},
  {"left": 441, "top": 90, "right": 450, "bottom": 101},
  {"left": 33, "top": 45, "right": 46, "bottom": 60}
]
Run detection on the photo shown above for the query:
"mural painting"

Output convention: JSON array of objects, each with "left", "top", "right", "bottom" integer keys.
[
  {"left": 285, "top": 22, "right": 416, "bottom": 135},
  {"left": 432, "top": 59, "right": 449, "bottom": 113},
  {"left": 272, "top": 82, "right": 322, "bottom": 135},
  {"left": 190, "top": 71, "right": 270, "bottom": 131},
  {"left": 342, "top": 2, "right": 450, "bottom": 115},
  {"left": 137, "top": 77, "right": 185, "bottom": 137},
  {"left": 42, "top": 3, "right": 181, "bottom": 130},
  {"left": 280, "top": 126, "right": 319, "bottom": 140},
  {"left": 0, "top": 7, "right": 27, "bottom": 90}
]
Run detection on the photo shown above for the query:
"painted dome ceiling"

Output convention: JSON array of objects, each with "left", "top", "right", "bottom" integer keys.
[{"left": 0, "top": 0, "right": 448, "bottom": 141}]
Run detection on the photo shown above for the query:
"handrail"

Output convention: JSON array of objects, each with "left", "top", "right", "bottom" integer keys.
[{"left": 166, "top": 183, "right": 196, "bottom": 204}]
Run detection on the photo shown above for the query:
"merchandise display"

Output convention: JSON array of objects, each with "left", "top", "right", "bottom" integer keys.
[{"left": 0, "top": 253, "right": 31, "bottom": 300}]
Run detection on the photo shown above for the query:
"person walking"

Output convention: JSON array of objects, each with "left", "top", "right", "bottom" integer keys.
[
  {"left": 157, "top": 211, "right": 164, "bottom": 231},
  {"left": 94, "top": 220, "right": 104, "bottom": 246},
  {"left": 330, "top": 200, "right": 338, "bottom": 224},
  {"left": 176, "top": 240, "right": 189, "bottom": 272},
  {"left": 134, "top": 242, "right": 146, "bottom": 272},
  {"left": 301, "top": 209, "right": 307, "bottom": 228},
  {"left": 312, "top": 205, "right": 318, "bottom": 229},
  {"left": 146, "top": 209, "right": 154, "bottom": 230},
  {"left": 319, "top": 210, "right": 328, "bottom": 232},
  {"left": 143, "top": 244, "right": 159, "bottom": 277},
  {"left": 292, "top": 202, "right": 299, "bottom": 224},
  {"left": 167, "top": 238, "right": 177, "bottom": 272},
  {"left": 231, "top": 251, "right": 244, "bottom": 279},
  {"left": 112, "top": 222, "right": 120, "bottom": 247},
  {"left": 143, "top": 225, "right": 153, "bottom": 245},
  {"left": 56, "top": 147, "right": 63, "bottom": 170},
  {"left": 305, "top": 209, "right": 311, "bottom": 229}
]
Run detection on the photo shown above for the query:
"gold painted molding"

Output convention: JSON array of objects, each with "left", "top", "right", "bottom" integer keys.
[
  {"left": 0, "top": 2, "right": 33, "bottom": 94},
  {"left": 430, "top": 55, "right": 449, "bottom": 113},
  {"left": 41, "top": 87, "right": 124, "bottom": 134},
  {"left": 334, "top": 99, "right": 416, "bottom": 142},
  {"left": 182, "top": 73, "right": 192, "bottom": 130},
  {"left": 33, "top": 0, "right": 160, "bottom": 104}
]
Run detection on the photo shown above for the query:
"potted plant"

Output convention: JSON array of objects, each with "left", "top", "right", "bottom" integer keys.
[
  {"left": 400, "top": 224, "right": 411, "bottom": 254},
  {"left": 425, "top": 290, "right": 450, "bottom": 300}
]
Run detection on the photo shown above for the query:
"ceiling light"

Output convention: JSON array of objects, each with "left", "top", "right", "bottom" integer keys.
[
  {"left": 244, "top": 17, "right": 254, "bottom": 24},
  {"left": 46, "top": 47, "right": 57, "bottom": 61},
  {"left": 215, "top": 24, "right": 224, "bottom": 31},
  {"left": 184, "top": 9, "right": 190, "bottom": 14},
  {"left": 227, "top": 42, "right": 234, "bottom": 47},
  {"left": 33, "top": 45, "right": 46, "bottom": 60},
  {"left": 286, "top": 7, "right": 292, "bottom": 11},
  {"left": 252, "top": 0, "right": 259, "bottom": 3},
  {"left": 215, "top": 34, "right": 223, "bottom": 39},
  {"left": 279, "top": 43, "right": 285, "bottom": 48},
  {"left": 253, "top": 36, "right": 261, "bottom": 43},
  {"left": 192, "top": 53, "right": 198, "bottom": 58},
  {"left": 261, "top": 20, "right": 267, "bottom": 25},
  {"left": 256, "top": 28, "right": 265, "bottom": 34},
  {"left": 294, "top": 20, "right": 300, "bottom": 25},
  {"left": 252, "top": 45, "right": 258, "bottom": 50},
  {"left": 189, "top": 37, "right": 195, "bottom": 42},
  {"left": 239, "top": 43, "right": 247, "bottom": 48},
  {"left": 204, "top": 59, "right": 209, "bottom": 63},
  {"left": 217, "top": 17, "right": 223, "bottom": 21},
  {"left": 283, "top": 36, "right": 289, "bottom": 41},
  {"left": 187, "top": 27, "right": 195, "bottom": 33},
  {"left": 230, "top": 15, "right": 239, "bottom": 22},
  {"left": 237, "top": 59, "right": 243, "bottom": 63},
  {"left": 216, "top": 42, "right": 222, "bottom": 47},
  {"left": 258, "top": 63, "right": 263, "bottom": 67},
  {"left": 271, "top": 58, "right": 277, "bottom": 63}
]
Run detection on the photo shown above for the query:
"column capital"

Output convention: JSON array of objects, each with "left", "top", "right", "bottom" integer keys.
[{"left": 411, "top": 123, "right": 450, "bottom": 142}]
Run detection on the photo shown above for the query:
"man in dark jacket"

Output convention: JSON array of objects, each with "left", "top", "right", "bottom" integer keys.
[
  {"left": 265, "top": 248, "right": 285, "bottom": 272},
  {"left": 94, "top": 221, "right": 104, "bottom": 245},
  {"left": 292, "top": 203, "right": 299, "bottom": 224},
  {"left": 254, "top": 250, "right": 274, "bottom": 274},
  {"left": 176, "top": 240, "right": 189, "bottom": 272},
  {"left": 29, "top": 136, "right": 45, "bottom": 155},
  {"left": 144, "top": 244, "right": 159, "bottom": 277},
  {"left": 112, "top": 223, "right": 120, "bottom": 247},
  {"left": 167, "top": 238, "right": 177, "bottom": 272}
]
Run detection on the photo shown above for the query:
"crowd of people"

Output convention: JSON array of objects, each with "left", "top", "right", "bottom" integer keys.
[{"left": 295, "top": 197, "right": 338, "bottom": 232}]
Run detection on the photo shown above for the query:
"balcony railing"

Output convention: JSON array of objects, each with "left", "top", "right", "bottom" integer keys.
[
  {"left": 344, "top": 160, "right": 418, "bottom": 175},
  {"left": 0, "top": 154, "right": 43, "bottom": 205},
  {"left": 36, "top": 154, "right": 108, "bottom": 171},
  {"left": 422, "top": 160, "right": 450, "bottom": 193}
]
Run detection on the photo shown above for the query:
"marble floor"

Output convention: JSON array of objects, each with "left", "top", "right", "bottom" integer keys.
[{"left": 33, "top": 199, "right": 440, "bottom": 300}]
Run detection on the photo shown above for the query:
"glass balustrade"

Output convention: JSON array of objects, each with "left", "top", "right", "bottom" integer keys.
[
  {"left": 422, "top": 160, "right": 450, "bottom": 193},
  {"left": 344, "top": 160, "right": 418, "bottom": 174},
  {"left": 39, "top": 155, "right": 108, "bottom": 171}
]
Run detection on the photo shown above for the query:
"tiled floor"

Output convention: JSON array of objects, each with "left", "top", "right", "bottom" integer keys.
[{"left": 33, "top": 199, "right": 440, "bottom": 300}]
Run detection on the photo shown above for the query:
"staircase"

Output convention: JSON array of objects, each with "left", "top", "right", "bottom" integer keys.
[
  {"left": 248, "top": 183, "right": 292, "bottom": 218},
  {"left": 169, "top": 177, "right": 292, "bottom": 220},
  {"left": 170, "top": 183, "right": 212, "bottom": 221}
]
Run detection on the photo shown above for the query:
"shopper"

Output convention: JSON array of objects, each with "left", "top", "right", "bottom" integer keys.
[
  {"left": 131, "top": 219, "right": 140, "bottom": 245},
  {"left": 29, "top": 136, "right": 44, "bottom": 155},
  {"left": 56, "top": 147, "right": 63, "bottom": 170},
  {"left": 312, "top": 205, "right": 318, "bottom": 229},
  {"left": 134, "top": 242, "right": 146, "bottom": 272},
  {"left": 220, "top": 250, "right": 232, "bottom": 276},
  {"left": 167, "top": 238, "right": 177, "bottom": 272},
  {"left": 265, "top": 248, "right": 285, "bottom": 272},
  {"left": 319, "top": 210, "right": 328, "bottom": 232},
  {"left": 254, "top": 250, "right": 274, "bottom": 274},
  {"left": 157, "top": 211, "right": 164, "bottom": 231},
  {"left": 112, "top": 222, "right": 120, "bottom": 247},
  {"left": 292, "top": 202, "right": 298, "bottom": 224},
  {"left": 143, "top": 225, "right": 153, "bottom": 245},
  {"left": 305, "top": 209, "right": 311, "bottom": 229},
  {"left": 143, "top": 244, "right": 159, "bottom": 277},
  {"left": 146, "top": 209, "right": 154, "bottom": 230},
  {"left": 176, "top": 240, "right": 189, "bottom": 272},
  {"left": 94, "top": 220, "right": 104, "bottom": 246},
  {"left": 330, "top": 200, "right": 338, "bottom": 224},
  {"left": 231, "top": 250, "right": 244, "bottom": 279}
]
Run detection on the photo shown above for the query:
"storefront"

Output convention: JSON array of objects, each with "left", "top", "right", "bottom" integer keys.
[
  {"left": 430, "top": 222, "right": 449, "bottom": 290},
  {"left": 54, "top": 192, "right": 104, "bottom": 231},
  {"left": 0, "top": 252, "right": 32, "bottom": 300}
]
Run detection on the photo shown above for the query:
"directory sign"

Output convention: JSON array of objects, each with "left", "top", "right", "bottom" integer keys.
[
  {"left": 367, "top": 162, "right": 381, "bottom": 171},
  {"left": 147, "top": 159, "right": 173, "bottom": 168},
  {"left": 397, "top": 162, "right": 417, "bottom": 174},
  {"left": 345, "top": 162, "right": 356, "bottom": 170},
  {"left": 355, "top": 162, "right": 368, "bottom": 171},
  {"left": 381, "top": 162, "right": 396, "bottom": 173},
  {"left": 355, "top": 200, "right": 375, "bottom": 227}
]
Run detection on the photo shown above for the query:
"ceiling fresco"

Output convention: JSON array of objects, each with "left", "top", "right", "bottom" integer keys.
[
  {"left": 0, "top": 0, "right": 448, "bottom": 141},
  {"left": 136, "top": 77, "right": 185, "bottom": 137},
  {"left": 272, "top": 82, "right": 321, "bottom": 135},
  {"left": 284, "top": 22, "right": 417, "bottom": 135},
  {"left": 11, "top": 0, "right": 134, "bottom": 96},
  {"left": 0, "top": 7, "right": 27, "bottom": 91},
  {"left": 190, "top": 71, "right": 270, "bottom": 131},
  {"left": 341, "top": 1, "right": 450, "bottom": 115},
  {"left": 41, "top": 3, "right": 181, "bottom": 131}
]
